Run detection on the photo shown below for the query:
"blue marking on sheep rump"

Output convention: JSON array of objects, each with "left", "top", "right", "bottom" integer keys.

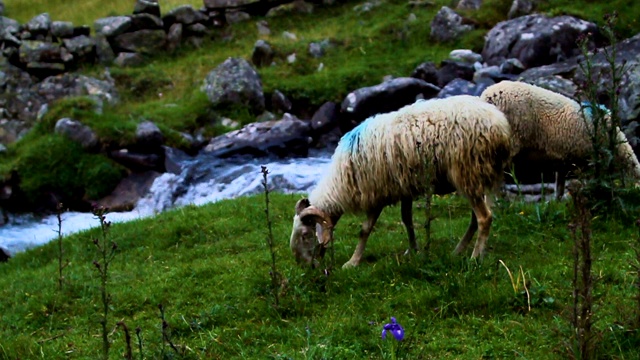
[
  {"left": 338, "top": 118, "right": 371, "bottom": 154},
  {"left": 581, "top": 101, "right": 611, "bottom": 120}
]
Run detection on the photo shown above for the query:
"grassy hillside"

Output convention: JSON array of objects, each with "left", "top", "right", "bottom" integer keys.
[
  {"left": 0, "top": 192, "right": 639, "bottom": 358},
  {"left": 2, "top": 0, "right": 640, "bottom": 206}
]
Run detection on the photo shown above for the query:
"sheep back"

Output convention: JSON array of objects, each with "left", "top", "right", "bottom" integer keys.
[
  {"left": 309, "top": 95, "right": 513, "bottom": 215},
  {"left": 480, "top": 80, "right": 595, "bottom": 162}
]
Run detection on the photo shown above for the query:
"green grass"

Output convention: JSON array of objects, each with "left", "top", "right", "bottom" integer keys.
[{"left": 0, "top": 192, "right": 639, "bottom": 358}]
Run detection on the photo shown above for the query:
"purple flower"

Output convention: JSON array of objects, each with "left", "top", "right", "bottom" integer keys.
[{"left": 381, "top": 317, "right": 404, "bottom": 341}]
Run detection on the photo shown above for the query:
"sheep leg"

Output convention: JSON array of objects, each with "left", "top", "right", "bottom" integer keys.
[
  {"left": 470, "top": 198, "right": 493, "bottom": 259},
  {"left": 343, "top": 206, "right": 383, "bottom": 268},
  {"left": 453, "top": 210, "right": 478, "bottom": 255},
  {"left": 555, "top": 171, "right": 566, "bottom": 201},
  {"left": 401, "top": 197, "right": 418, "bottom": 255}
]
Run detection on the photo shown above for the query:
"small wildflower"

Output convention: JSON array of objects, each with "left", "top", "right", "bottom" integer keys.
[
  {"left": 519, "top": 211, "right": 525, "bottom": 215},
  {"left": 381, "top": 317, "right": 404, "bottom": 341}
]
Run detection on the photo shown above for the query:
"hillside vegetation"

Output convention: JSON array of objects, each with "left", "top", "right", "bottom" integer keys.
[{"left": 1, "top": 0, "right": 640, "bottom": 358}]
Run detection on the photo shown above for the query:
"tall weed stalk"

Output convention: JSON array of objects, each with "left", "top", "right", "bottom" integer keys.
[
  {"left": 567, "top": 182, "right": 596, "bottom": 359},
  {"left": 91, "top": 206, "right": 117, "bottom": 360},
  {"left": 261, "top": 166, "right": 280, "bottom": 308},
  {"left": 55, "top": 202, "right": 68, "bottom": 290}
]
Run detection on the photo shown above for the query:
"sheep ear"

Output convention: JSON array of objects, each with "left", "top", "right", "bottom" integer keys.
[{"left": 295, "top": 198, "right": 311, "bottom": 215}]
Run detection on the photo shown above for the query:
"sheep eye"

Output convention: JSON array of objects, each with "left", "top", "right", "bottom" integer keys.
[{"left": 302, "top": 218, "right": 315, "bottom": 226}]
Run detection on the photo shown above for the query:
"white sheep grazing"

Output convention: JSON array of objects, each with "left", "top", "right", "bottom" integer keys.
[
  {"left": 480, "top": 80, "right": 640, "bottom": 199},
  {"left": 289, "top": 95, "right": 514, "bottom": 268}
]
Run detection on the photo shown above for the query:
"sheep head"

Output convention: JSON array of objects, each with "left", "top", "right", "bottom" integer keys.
[{"left": 290, "top": 198, "right": 333, "bottom": 267}]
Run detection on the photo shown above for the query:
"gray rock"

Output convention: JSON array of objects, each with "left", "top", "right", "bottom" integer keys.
[
  {"left": 508, "top": 0, "right": 536, "bottom": 19},
  {"left": 226, "top": 10, "right": 251, "bottom": 24},
  {"left": 256, "top": 20, "right": 271, "bottom": 36},
  {"left": 436, "top": 60, "right": 475, "bottom": 88},
  {"left": 51, "top": 21, "right": 74, "bottom": 38},
  {"left": 449, "top": 49, "right": 483, "bottom": 64},
  {"left": 437, "top": 78, "right": 492, "bottom": 98},
  {"left": 63, "top": 35, "right": 96, "bottom": 62},
  {"left": 96, "top": 171, "right": 161, "bottom": 212},
  {"left": 25, "top": 13, "right": 51, "bottom": 35},
  {"left": 18, "top": 41, "right": 73, "bottom": 73},
  {"left": 523, "top": 76, "right": 577, "bottom": 99},
  {"left": 130, "top": 13, "right": 164, "bottom": 31},
  {"left": 519, "top": 33, "right": 640, "bottom": 123},
  {"left": 499, "top": 58, "right": 525, "bottom": 74},
  {"left": 164, "top": 5, "right": 207, "bottom": 25},
  {"left": 54, "top": 118, "right": 99, "bottom": 150},
  {"left": 203, "top": 113, "right": 312, "bottom": 158},
  {"left": 185, "top": 23, "right": 208, "bottom": 36},
  {"left": 411, "top": 62, "right": 439, "bottom": 86},
  {"left": 114, "top": 52, "right": 145, "bottom": 67},
  {"left": 310, "top": 101, "right": 340, "bottom": 133},
  {"left": 482, "top": 14, "right": 600, "bottom": 69},
  {"left": 473, "top": 65, "right": 502, "bottom": 82},
  {"left": 456, "top": 0, "right": 482, "bottom": 10},
  {"left": 112, "top": 29, "right": 167, "bottom": 55},
  {"left": 0, "top": 16, "right": 20, "bottom": 37},
  {"left": 251, "top": 39, "right": 274, "bottom": 68},
  {"left": 95, "top": 34, "right": 115, "bottom": 65},
  {"left": 134, "top": 0, "right": 161, "bottom": 18},
  {"left": 202, "top": 57, "right": 265, "bottom": 114},
  {"left": 94, "top": 16, "right": 132, "bottom": 37},
  {"left": 309, "top": 39, "right": 331, "bottom": 58},
  {"left": 166, "top": 23, "right": 183, "bottom": 53},
  {"left": 430, "top": 6, "right": 473, "bottom": 43},
  {"left": 339, "top": 77, "right": 441, "bottom": 132},
  {"left": 135, "top": 121, "right": 164, "bottom": 149},
  {"left": 271, "top": 90, "right": 292, "bottom": 113}
]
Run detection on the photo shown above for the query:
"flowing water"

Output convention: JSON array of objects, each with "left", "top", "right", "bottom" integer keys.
[{"left": 0, "top": 150, "right": 333, "bottom": 255}]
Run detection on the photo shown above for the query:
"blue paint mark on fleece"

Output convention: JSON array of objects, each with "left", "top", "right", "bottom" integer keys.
[
  {"left": 581, "top": 101, "right": 611, "bottom": 120},
  {"left": 338, "top": 118, "right": 371, "bottom": 154}
]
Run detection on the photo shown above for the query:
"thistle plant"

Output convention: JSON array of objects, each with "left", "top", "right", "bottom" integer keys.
[{"left": 91, "top": 206, "right": 117, "bottom": 360}]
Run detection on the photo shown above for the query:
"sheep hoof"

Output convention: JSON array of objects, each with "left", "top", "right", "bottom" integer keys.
[{"left": 342, "top": 261, "right": 357, "bottom": 269}]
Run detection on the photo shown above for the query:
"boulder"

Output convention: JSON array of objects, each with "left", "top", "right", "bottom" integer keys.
[
  {"left": 436, "top": 60, "right": 475, "bottom": 88},
  {"left": 270, "top": 89, "right": 292, "bottom": 113},
  {"left": 203, "top": 113, "right": 312, "bottom": 158},
  {"left": 114, "top": 52, "right": 145, "bottom": 67},
  {"left": 112, "top": 29, "right": 167, "bottom": 55},
  {"left": 482, "top": 14, "right": 601, "bottom": 69},
  {"left": 410, "top": 62, "right": 439, "bottom": 86},
  {"left": 202, "top": 57, "right": 265, "bottom": 114},
  {"left": 96, "top": 171, "right": 161, "bottom": 212},
  {"left": 166, "top": 23, "right": 183, "bottom": 53},
  {"left": 51, "top": 21, "right": 75, "bottom": 38},
  {"left": 63, "top": 35, "right": 96, "bottom": 63},
  {"left": 456, "top": 0, "right": 482, "bottom": 10},
  {"left": 134, "top": 0, "right": 162, "bottom": 18},
  {"left": 95, "top": 34, "right": 116, "bottom": 65},
  {"left": 339, "top": 77, "right": 441, "bottom": 133},
  {"left": 135, "top": 121, "right": 165, "bottom": 150},
  {"left": 508, "top": 0, "right": 536, "bottom": 19},
  {"left": 251, "top": 39, "right": 274, "bottom": 68},
  {"left": 519, "top": 33, "right": 640, "bottom": 123},
  {"left": 54, "top": 118, "right": 99, "bottom": 150},
  {"left": 25, "top": 13, "right": 51, "bottom": 37},
  {"left": 437, "top": 78, "right": 494, "bottom": 98},
  {"left": 430, "top": 6, "right": 473, "bottom": 43},
  {"left": 94, "top": 16, "right": 132, "bottom": 37},
  {"left": 163, "top": 5, "right": 207, "bottom": 26},
  {"left": 110, "top": 149, "right": 164, "bottom": 172},
  {"left": 129, "top": 13, "right": 164, "bottom": 31}
]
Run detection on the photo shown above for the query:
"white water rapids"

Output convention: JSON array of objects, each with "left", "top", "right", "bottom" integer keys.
[{"left": 0, "top": 150, "right": 333, "bottom": 255}]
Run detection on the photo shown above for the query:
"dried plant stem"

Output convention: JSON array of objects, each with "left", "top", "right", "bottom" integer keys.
[{"left": 261, "top": 166, "right": 280, "bottom": 308}]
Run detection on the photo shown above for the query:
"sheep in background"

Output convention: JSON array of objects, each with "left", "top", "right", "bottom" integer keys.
[
  {"left": 480, "top": 80, "right": 640, "bottom": 200},
  {"left": 289, "top": 95, "right": 514, "bottom": 268}
]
